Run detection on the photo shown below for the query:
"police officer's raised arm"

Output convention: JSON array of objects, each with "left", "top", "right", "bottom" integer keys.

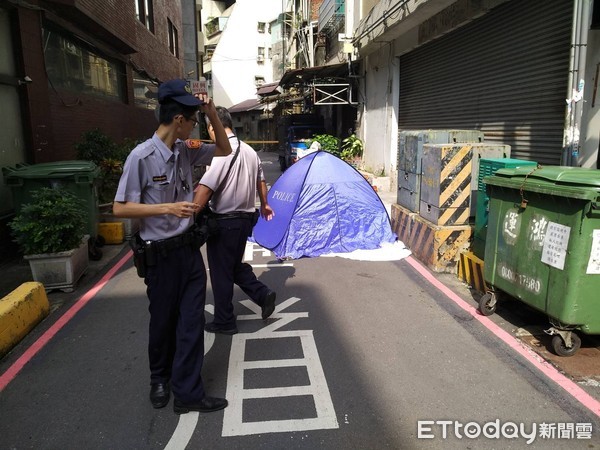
[{"left": 198, "top": 94, "right": 231, "bottom": 157}]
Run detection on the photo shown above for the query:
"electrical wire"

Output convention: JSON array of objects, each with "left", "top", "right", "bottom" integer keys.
[{"left": 353, "top": 0, "right": 411, "bottom": 44}]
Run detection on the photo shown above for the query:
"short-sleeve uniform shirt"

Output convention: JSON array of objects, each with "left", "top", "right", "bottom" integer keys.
[
  {"left": 115, "top": 133, "right": 215, "bottom": 241},
  {"left": 199, "top": 136, "right": 265, "bottom": 214}
]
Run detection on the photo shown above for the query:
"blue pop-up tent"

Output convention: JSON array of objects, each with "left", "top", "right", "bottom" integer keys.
[{"left": 252, "top": 151, "right": 396, "bottom": 259}]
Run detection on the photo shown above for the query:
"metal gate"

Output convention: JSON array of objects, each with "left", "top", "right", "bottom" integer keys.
[{"left": 398, "top": 0, "right": 573, "bottom": 165}]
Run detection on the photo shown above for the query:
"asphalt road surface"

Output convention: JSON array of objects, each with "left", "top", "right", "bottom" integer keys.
[{"left": 0, "top": 151, "right": 599, "bottom": 449}]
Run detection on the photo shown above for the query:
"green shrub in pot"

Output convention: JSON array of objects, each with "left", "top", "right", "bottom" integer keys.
[
  {"left": 308, "top": 134, "right": 340, "bottom": 157},
  {"left": 9, "top": 187, "right": 88, "bottom": 255},
  {"left": 340, "top": 134, "right": 364, "bottom": 161}
]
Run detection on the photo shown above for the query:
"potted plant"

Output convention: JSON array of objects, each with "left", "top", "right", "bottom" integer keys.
[
  {"left": 9, "top": 187, "right": 89, "bottom": 292},
  {"left": 309, "top": 134, "right": 340, "bottom": 157},
  {"left": 340, "top": 134, "right": 364, "bottom": 167},
  {"left": 74, "top": 129, "right": 140, "bottom": 239},
  {"left": 99, "top": 139, "right": 140, "bottom": 239},
  {"left": 74, "top": 128, "right": 119, "bottom": 207}
]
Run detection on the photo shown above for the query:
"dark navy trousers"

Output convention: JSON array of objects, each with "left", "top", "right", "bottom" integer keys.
[
  {"left": 207, "top": 217, "right": 269, "bottom": 326},
  {"left": 144, "top": 245, "right": 206, "bottom": 404}
]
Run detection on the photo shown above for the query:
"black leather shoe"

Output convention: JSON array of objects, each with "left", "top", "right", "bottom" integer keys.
[
  {"left": 173, "top": 396, "right": 228, "bottom": 414},
  {"left": 261, "top": 290, "right": 276, "bottom": 319},
  {"left": 150, "top": 382, "right": 170, "bottom": 409},
  {"left": 205, "top": 322, "right": 238, "bottom": 335}
]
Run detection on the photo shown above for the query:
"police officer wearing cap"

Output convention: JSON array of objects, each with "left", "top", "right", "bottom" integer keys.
[
  {"left": 113, "top": 79, "right": 231, "bottom": 414},
  {"left": 193, "top": 106, "right": 276, "bottom": 335}
]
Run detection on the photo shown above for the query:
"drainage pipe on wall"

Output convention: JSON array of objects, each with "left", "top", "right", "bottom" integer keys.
[{"left": 563, "top": 0, "right": 591, "bottom": 166}]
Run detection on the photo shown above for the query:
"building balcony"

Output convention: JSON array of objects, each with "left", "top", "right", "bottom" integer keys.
[
  {"left": 205, "top": 16, "right": 228, "bottom": 38},
  {"left": 318, "top": 0, "right": 345, "bottom": 33}
]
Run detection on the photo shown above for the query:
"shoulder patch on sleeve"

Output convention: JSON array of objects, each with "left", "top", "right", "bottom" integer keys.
[{"left": 185, "top": 139, "right": 202, "bottom": 149}]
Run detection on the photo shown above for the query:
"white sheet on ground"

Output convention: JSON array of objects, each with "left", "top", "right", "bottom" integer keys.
[{"left": 321, "top": 240, "right": 411, "bottom": 261}]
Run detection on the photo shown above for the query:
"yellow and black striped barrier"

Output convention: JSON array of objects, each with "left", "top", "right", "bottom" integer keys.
[
  {"left": 420, "top": 143, "right": 473, "bottom": 226},
  {"left": 458, "top": 250, "right": 487, "bottom": 293},
  {"left": 390, "top": 202, "right": 417, "bottom": 243},
  {"left": 391, "top": 204, "right": 472, "bottom": 273}
]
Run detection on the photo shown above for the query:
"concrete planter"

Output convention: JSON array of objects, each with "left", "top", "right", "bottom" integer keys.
[{"left": 24, "top": 236, "right": 89, "bottom": 292}]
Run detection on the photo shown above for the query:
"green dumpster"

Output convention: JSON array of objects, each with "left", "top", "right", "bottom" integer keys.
[
  {"left": 481, "top": 166, "right": 600, "bottom": 356},
  {"left": 473, "top": 158, "right": 538, "bottom": 259},
  {"left": 2, "top": 161, "right": 101, "bottom": 240}
]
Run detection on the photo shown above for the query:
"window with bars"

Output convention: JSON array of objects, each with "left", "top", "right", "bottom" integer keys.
[
  {"left": 135, "top": 0, "right": 154, "bottom": 33},
  {"left": 42, "top": 26, "right": 125, "bottom": 100}
]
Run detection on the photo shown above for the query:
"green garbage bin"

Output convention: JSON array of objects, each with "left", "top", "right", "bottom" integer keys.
[
  {"left": 472, "top": 158, "right": 538, "bottom": 259},
  {"left": 481, "top": 166, "right": 600, "bottom": 356},
  {"left": 3, "top": 161, "right": 101, "bottom": 240}
]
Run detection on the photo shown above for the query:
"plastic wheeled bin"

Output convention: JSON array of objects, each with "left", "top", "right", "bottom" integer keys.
[
  {"left": 3, "top": 161, "right": 102, "bottom": 258},
  {"left": 481, "top": 166, "right": 600, "bottom": 356},
  {"left": 472, "top": 158, "right": 538, "bottom": 258}
]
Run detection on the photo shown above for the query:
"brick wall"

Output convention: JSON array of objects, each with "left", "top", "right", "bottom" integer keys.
[
  {"left": 46, "top": 90, "right": 157, "bottom": 163},
  {"left": 129, "top": 0, "right": 184, "bottom": 82},
  {"left": 311, "top": 0, "right": 325, "bottom": 21},
  {"left": 17, "top": 0, "right": 186, "bottom": 162}
]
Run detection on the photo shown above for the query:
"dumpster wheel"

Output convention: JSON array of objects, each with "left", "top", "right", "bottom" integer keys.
[
  {"left": 478, "top": 292, "right": 497, "bottom": 316},
  {"left": 550, "top": 332, "right": 581, "bottom": 357}
]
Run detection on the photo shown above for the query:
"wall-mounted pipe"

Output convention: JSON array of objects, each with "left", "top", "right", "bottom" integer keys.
[{"left": 563, "top": 0, "right": 591, "bottom": 166}]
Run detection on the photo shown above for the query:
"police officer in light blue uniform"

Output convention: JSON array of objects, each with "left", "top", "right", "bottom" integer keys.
[{"left": 113, "top": 79, "right": 231, "bottom": 415}]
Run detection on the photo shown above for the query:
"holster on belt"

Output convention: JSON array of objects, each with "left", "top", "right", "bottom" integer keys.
[
  {"left": 128, "top": 232, "right": 153, "bottom": 278},
  {"left": 195, "top": 209, "right": 220, "bottom": 238},
  {"left": 129, "top": 226, "right": 209, "bottom": 278}
]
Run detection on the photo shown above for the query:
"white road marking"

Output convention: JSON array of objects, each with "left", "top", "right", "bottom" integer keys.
[
  {"left": 204, "top": 304, "right": 215, "bottom": 353},
  {"left": 243, "top": 241, "right": 255, "bottom": 261},
  {"left": 164, "top": 413, "right": 199, "bottom": 450},
  {"left": 165, "top": 305, "right": 216, "bottom": 450},
  {"left": 166, "top": 259, "right": 305, "bottom": 447},
  {"left": 250, "top": 263, "right": 294, "bottom": 268},
  {"left": 222, "top": 297, "right": 338, "bottom": 436},
  {"left": 244, "top": 241, "right": 274, "bottom": 262}
]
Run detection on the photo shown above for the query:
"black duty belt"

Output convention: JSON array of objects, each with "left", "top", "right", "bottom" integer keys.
[
  {"left": 145, "top": 229, "right": 198, "bottom": 254},
  {"left": 212, "top": 211, "right": 255, "bottom": 220}
]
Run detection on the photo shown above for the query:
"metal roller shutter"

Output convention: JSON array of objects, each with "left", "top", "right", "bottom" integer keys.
[{"left": 398, "top": 0, "right": 573, "bottom": 165}]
